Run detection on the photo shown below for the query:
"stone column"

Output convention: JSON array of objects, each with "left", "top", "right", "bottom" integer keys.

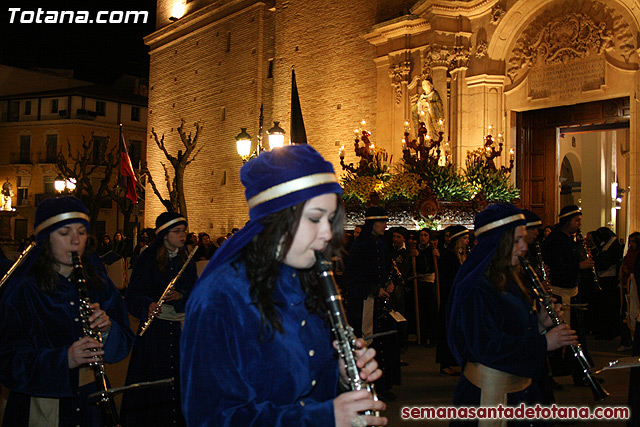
[{"left": 449, "top": 67, "right": 467, "bottom": 167}]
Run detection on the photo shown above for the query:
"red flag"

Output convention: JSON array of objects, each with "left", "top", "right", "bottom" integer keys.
[{"left": 119, "top": 132, "right": 137, "bottom": 203}]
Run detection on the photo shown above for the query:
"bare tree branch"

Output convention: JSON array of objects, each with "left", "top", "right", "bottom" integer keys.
[{"left": 146, "top": 120, "right": 204, "bottom": 218}]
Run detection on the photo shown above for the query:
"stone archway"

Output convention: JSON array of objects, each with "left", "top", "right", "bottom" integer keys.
[
  {"left": 559, "top": 151, "right": 581, "bottom": 208},
  {"left": 489, "top": 0, "right": 640, "bottom": 232}
]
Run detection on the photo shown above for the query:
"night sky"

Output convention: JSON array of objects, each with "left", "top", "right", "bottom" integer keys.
[{"left": 0, "top": 0, "right": 157, "bottom": 84}]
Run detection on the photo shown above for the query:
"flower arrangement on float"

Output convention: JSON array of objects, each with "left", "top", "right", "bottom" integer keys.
[{"left": 339, "top": 120, "right": 519, "bottom": 229}]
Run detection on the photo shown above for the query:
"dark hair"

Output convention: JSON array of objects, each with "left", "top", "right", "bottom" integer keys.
[
  {"left": 155, "top": 243, "right": 187, "bottom": 272},
  {"left": 198, "top": 232, "right": 210, "bottom": 244},
  {"left": 484, "top": 227, "right": 531, "bottom": 302},
  {"left": 31, "top": 234, "right": 105, "bottom": 295},
  {"left": 239, "top": 195, "right": 344, "bottom": 339}
]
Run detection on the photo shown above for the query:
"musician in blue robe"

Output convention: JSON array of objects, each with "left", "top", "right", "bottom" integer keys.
[
  {"left": 0, "top": 196, "right": 133, "bottom": 427},
  {"left": 180, "top": 145, "right": 386, "bottom": 427},
  {"left": 447, "top": 204, "right": 577, "bottom": 425},
  {"left": 120, "top": 212, "right": 197, "bottom": 427}
]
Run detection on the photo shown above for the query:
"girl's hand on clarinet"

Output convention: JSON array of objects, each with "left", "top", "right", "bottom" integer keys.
[
  {"left": 333, "top": 390, "right": 387, "bottom": 427},
  {"left": 353, "top": 338, "right": 382, "bottom": 383},
  {"left": 88, "top": 302, "right": 111, "bottom": 333},
  {"left": 68, "top": 336, "right": 104, "bottom": 369},
  {"left": 545, "top": 324, "right": 578, "bottom": 351}
]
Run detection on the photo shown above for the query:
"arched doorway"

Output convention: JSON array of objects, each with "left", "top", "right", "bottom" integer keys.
[
  {"left": 516, "top": 98, "right": 630, "bottom": 235},
  {"left": 559, "top": 151, "right": 581, "bottom": 208}
]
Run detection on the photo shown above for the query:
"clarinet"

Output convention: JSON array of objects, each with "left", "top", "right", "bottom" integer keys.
[
  {"left": 532, "top": 241, "right": 548, "bottom": 282},
  {"left": 71, "top": 252, "right": 121, "bottom": 427},
  {"left": 519, "top": 257, "right": 609, "bottom": 402},
  {"left": 314, "top": 251, "right": 380, "bottom": 417},
  {"left": 576, "top": 231, "right": 602, "bottom": 292}
]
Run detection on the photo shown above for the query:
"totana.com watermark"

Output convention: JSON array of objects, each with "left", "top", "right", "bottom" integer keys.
[{"left": 8, "top": 8, "right": 149, "bottom": 24}]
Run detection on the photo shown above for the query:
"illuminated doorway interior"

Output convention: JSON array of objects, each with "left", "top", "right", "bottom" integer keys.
[{"left": 557, "top": 125, "right": 629, "bottom": 237}]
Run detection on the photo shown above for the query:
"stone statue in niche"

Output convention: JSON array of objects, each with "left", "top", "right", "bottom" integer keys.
[
  {"left": 412, "top": 79, "right": 445, "bottom": 140},
  {"left": 1, "top": 179, "right": 14, "bottom": 211}
]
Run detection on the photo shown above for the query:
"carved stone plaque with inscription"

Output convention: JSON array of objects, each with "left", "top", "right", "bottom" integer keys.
[{"left": 528, "top": 57, "right": 605, "bottom": 101}]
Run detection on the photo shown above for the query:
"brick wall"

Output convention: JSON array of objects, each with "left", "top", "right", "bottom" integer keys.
[{"left": 146, "top": 0, "right": 381, "bottom": 236}]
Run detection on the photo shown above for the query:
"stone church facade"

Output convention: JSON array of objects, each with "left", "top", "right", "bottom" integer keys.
[{"left": 145, "top": 0, "right": 640, "bottom": 237}]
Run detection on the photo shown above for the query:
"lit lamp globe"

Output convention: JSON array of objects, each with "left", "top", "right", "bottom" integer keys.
[
  {"left": 235, "top": 128, "right": 252, "bottom": 162},
  {"left": 66, "top": 178, "right": 77, "bottom": 192},
  {"left": 267, "top": 121, "right": 286, "bottom": 150},
  {"left": 54, "top": 175, "right": 66, "bottom": 193}
]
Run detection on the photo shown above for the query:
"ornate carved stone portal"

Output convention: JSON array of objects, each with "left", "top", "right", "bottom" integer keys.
[{"left": 507, "top": 1, "right": 636, "bottom": 85}]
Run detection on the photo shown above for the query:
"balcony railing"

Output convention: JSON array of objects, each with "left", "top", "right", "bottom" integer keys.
[
  {"left": 0, "top": 108, "right": 99, "bottom": 122},
  {"left": 8, "top": 152, "right": 32, "bottom": 164}
]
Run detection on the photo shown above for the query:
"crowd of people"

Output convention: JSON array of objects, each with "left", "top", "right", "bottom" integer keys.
[{"left": 0, "top": 143, "right": 637, "bottom": 426}]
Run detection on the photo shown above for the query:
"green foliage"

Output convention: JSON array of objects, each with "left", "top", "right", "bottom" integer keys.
[
  {"left": 420, "top": 163, "right": 472, "bottom": 202},
  {"left": 465, "top": 157, "right": 520, "bottom": 202}
]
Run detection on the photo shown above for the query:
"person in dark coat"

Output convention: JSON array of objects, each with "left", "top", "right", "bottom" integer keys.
[
  {"left": 112, "top": 230, "right": 132, "bottom": 258},
  {"left": 436, "top": 225, "right": 468, "bottom": 375},
  {"left": 542, "top": 205, "right": 595, "bottom": 385},
  {"left": 409, "top": 229, "right": 440, "bottom": 346},
  {"left": 194, "top": 232, "right": 216, "bottom": 260},
  {"left": 590, "top": 227, "right": 624, "bottom": 340},
  {"left": 97, "top": 234, "right": 113, "bottom": 256},
  {"left": 343, "top": 206, "right": 400, "bottom": 399},
  {"left": 0, "top": 196, "right": 133, "bottom": 427},
  {"left": 120, "top": 212, "right": 197, "bottom": 427},
  {"left": 448, "top": 204, "right": 577, "bottom": 426}
]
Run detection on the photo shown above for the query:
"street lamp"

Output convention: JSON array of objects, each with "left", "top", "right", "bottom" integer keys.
[
  {"left": 235, "top": 128, "right": 253, "bottom": 162},
  {"left": 267, "top": 121, "right": 286, "bottom": 150},
  {"left": 54, "top": 174, "right": 66, "bottom": 193},
  {"left": 54, "top": 174, "right": 77, "bottom": 194}
]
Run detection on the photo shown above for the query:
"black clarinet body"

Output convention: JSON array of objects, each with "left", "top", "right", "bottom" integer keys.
[
  {"left": 532, "top": 241, "right": 548, "bottom": 282},
  {"left": 71, "top": 252, "right": 121, "bottom": 427},
  {"left": 576, "top": 231, "right": 602, "bottom": 292},
  {"left": 519, "top": 257, "right": 608, "bottom": 402},
  {"left": 314, "top": 251, "right": 380, "bottom": 417}
]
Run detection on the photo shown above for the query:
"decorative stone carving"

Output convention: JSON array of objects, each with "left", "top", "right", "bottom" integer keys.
[
  {"left": 507, "top": 1, "right": 636, "bottom": 84},
  {"left": 491, "top": 3, "right": 506, "bottom": 26},
  {"left": 475, "top": 40, "right": 488, "bottom": 59},
  {"left": 389, "top": 60, "right": 411, "bottom": 105},
  {"left": 449, "top": 45, "right": 471, "bottom": 70},
  {"left": 423, "top": 44, "right": 470, "bottom": 77}
]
